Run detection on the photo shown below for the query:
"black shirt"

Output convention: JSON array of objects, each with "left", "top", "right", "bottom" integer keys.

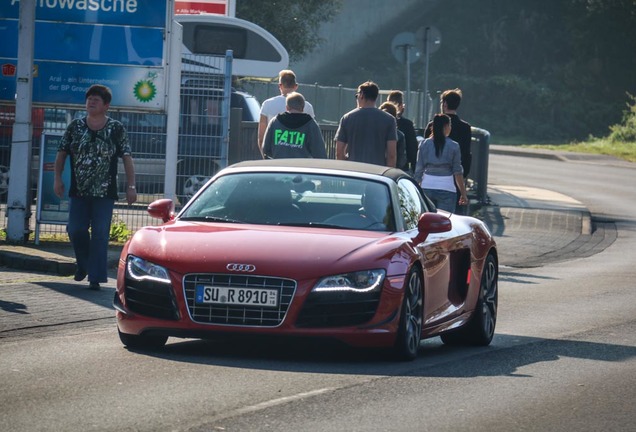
[{"left": 397, "top": 116, "right": 418, "bottom": 171}]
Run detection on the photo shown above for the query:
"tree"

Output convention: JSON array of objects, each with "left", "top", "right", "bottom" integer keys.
[
  {"left": 405, "top": 0, "right": 636, "bottom": 140},
  {"left": 236, "top": 0, "right": 342, "bottom": 61}
]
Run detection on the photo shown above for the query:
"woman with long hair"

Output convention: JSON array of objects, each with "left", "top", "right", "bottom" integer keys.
[{"left": 413, "top": 114, "right": 468, "bottom": 212}]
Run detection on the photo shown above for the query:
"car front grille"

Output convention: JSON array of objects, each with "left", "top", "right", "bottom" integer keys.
[
  {"left": 295, "top": 290, "right": 382, "bottom": 328},
  {"left": 183, "top": 274, "right": 296, "bottom": 326},
  {"left": 124, "top": 278, "right": 179, "bottom": 320}
]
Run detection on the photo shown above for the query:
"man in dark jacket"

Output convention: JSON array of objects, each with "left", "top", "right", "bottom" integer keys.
[
  {"left": 425, "top": 88, "right": 472, "bottom": 178},
  {"left": 425, "top": 88, "right": 472, "bottom": 214},
  {"left": 262, "top": 92, "right": 327, "bottom": 159},
  {"left": 379, "top": 102, "right": 407, "bottom": 171},
  {"left": 387, "top": 90, "right": 418, "bottom": 173}
]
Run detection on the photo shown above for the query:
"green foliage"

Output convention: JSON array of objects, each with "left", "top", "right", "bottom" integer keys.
[
  {"left": 524, "top": 89, "right": 636, "bottom": 161},
  {"left": 422, "top": 0, "right": 636, "bottom": 142},
  {"left": 609, "top": 94, "right": 636, "bottom": 143},
  {"left": 308, "top": 0, "right": 636, "bottom": 142},
  {"left": 2, "top": 216, "right": 131, "bottom": 244},
  {"left": 236, "top": 0, "right": 342, "bottom": 61},
  {"left": 436, "top": 72, "right": 622, "bottom": 142},
  {"left": 433, "top": 74, "right": 558, "bottom": 141},
  {"left": 109, "top": 213, "right": 131, "bottom": 243}
]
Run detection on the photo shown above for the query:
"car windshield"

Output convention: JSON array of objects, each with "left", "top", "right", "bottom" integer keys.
[{"left": 179, "top": 172, "right": 395, "bottom": 231}]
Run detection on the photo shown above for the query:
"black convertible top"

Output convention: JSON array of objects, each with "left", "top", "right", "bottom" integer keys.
[{"left": 229, "top": 158, "right": 407, "bottom": 182}]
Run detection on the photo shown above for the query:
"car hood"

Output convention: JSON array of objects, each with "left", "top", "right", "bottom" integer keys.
[{"left": 126, "top": 221, "right": 404, "bottom": 279}]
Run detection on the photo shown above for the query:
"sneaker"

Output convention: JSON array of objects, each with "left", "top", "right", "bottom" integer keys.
[
  {"left": 74, "top": 269, "right": 87, "bottom": 282},
  {"left": 88, "top": 282, "right": 101, "bottom": 291}
]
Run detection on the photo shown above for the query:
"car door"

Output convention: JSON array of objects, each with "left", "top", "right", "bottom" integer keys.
[{"left": 397, "top": 178, "right": 468, "bottom": 327}]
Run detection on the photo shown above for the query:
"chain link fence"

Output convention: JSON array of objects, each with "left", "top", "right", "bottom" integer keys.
[
  {"left": 238, "top": 79, "right": 432, "bottom": 128},
  {"left": 1, "top": 52, "right": 233, "bottom": 242}
]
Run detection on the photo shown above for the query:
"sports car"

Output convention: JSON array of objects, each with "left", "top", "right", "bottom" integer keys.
[{"left": 114, "top": 159, "right": 498, "bottom": 360}]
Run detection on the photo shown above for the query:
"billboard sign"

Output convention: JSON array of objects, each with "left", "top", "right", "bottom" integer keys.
[
  {"left": 175, "top": 1, "right": 229, "bottom": 16},
  {"left": 1, "top": 0, "right": 167, "bottom": 26},
  {"left": 0, "top": 0, "right": 169, "bottom": 110},
  {"left": 32, "top": 62, "right": 163, "bottom": 107}
]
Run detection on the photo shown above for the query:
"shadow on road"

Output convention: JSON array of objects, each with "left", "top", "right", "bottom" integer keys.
[
  {"left": 124, "top": 332, "right": 636, "bottom": 378},
  {"left": 0, "top": 299, "right": 29, "bottom": 314},
  {"left": 32, "top": 281, "right": 114, "bottom": 309}
]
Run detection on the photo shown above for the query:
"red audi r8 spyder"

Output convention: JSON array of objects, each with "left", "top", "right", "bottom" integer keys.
[{"left": 114, "top": 159, "right": 498, "bottom": 360}]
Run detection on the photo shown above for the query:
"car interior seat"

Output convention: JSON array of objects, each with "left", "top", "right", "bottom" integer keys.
[{"left": 227, "top": 178, "right": 301, "bottom": 224}]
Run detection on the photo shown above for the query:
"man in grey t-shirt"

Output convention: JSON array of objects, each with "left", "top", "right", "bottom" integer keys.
[{"left": 335, "top": 81, "right": 397, "bottom": 167}]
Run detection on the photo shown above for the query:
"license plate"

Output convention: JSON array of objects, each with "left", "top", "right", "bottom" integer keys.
[{"left": 195, "top": 285, "right": 279, "bottom": 307}]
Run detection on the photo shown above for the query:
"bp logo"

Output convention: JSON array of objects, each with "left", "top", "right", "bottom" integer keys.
[{"left": 133, "top": 79, "right": 157, "bottom": 103}]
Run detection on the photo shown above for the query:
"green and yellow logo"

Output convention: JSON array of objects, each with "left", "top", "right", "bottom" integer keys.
[{"left": 133, "top": 79, "right": 157, "bottom": 103}]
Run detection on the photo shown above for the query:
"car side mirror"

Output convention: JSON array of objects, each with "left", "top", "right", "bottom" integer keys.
[
  {"left": 414, "top": 212, "right": 452, "bottom": 243},
  {"left": 147, "top": 198, "right": 175, "bottom": 223}
]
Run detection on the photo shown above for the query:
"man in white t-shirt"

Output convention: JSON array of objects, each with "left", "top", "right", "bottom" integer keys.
[{"left": 257, "top": 69, "right": 315, "bottom": 156}]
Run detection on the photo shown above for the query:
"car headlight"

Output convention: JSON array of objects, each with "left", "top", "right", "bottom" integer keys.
[
  {"left": 126, "top": 255, "right": 171, "bottom": 284},
  {"left": 314, "top": 269, "right": 386, "bottom": 293}
]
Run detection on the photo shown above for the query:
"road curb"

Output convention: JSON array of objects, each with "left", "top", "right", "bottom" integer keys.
[
  {"left": 0, "top": 247, "right": 76, "bottom": 276},
  {"left": 489, "top": 145, "right": 567, "bottom": 161},
  {"left": 0, "top": 243, "right": 121, "bottom": 276}
]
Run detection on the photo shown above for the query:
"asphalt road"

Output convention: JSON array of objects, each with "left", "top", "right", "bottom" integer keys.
[{"left": 1, "top": 151, "right": 635, "bottom": 432}]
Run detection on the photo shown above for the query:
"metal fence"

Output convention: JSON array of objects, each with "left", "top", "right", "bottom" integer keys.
[
  {"left": 1, "top": 119, "right": 489, "bottom": 242},
  {"left": 239, "top": 79, "right": 433, "bottom": 128},
  {"left": 1, "top": 52, "right": 233, "bottom": 242},
  {"left": 0, "top": 116, "right": 340, "bottom": 242}
]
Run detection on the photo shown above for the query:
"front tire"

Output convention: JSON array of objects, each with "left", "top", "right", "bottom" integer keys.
[
  {"left": 118, "top": 328, "right": 168, "bottom": 350},
  {"left": 393, "top": 267, "right": 423, "bottom": 361},
  {"left": 441, "top": 253, "right": 498, "bottom": 346}
]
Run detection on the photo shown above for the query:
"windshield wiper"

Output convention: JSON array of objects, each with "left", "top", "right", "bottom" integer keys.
[
  {"left": 180, "top": 216, "right": 244, "bottom": 224},
  {"left": 281, "top": 221, "right": 357, "bottom": 229}
]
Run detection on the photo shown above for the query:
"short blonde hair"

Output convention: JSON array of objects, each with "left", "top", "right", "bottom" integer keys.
[
  {"left": 278, "top": 69, "right": 297, "bottom": 88},
  {"left": 286, "top": 92, "right": 305, "bottom": 112}
]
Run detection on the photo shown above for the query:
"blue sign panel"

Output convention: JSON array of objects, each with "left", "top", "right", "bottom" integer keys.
[
  {"left": 1, "top": 0, "right": 167, "bottom": 27},
  {"left": 0, "top": 0, "right": 168, "bottom": 109},
  {"left": 0, "top": 20, "right": 18, "bottom": 58},
  {"left": 1, "top": 61, "right": 164, "bottom": 109},
  {"left": 35, "top": 22, "right": 163, "bottom": 66},
  {"left": 34, "top": 62, "right": 164, "bottom": 108},
  {"left": 1, "top": 20, "right": 164, "bottom": 65}
]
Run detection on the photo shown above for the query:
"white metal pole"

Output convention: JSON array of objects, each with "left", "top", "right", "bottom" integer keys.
[
  {"left": 220, "top": 49, "right": 233, "bottom": 168},
  {"left": 7, "top": 0, "right": 35, "bottom": 243},
  {"left": 163, "top": 21, "right": 183, "bottom": 201},
  {"left": 226, "top": 0, "right": 236, "bottom": 17},
  {"left": 405, "top": 45, "right": 411, "bottom": 116},
  {"left": 423, "top": 27, "right": 430, "bottom": 125}
]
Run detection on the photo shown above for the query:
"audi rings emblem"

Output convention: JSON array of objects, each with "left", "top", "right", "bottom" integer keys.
[{"left": 226, "top": 263, "right": 256, "bottom": 272}]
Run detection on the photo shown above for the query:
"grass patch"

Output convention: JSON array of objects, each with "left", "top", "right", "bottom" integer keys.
[
  {"left": 523, "top": 139, "right": 636, "bottom": 163},
  {"left": 109, "top": 212, "right": 131, "bottom": 243},
  {"left": 500, "top": 92, "right": 636, "bottom": 163}
]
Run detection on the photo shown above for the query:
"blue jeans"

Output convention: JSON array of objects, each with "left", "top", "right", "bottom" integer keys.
[
  {"left": 67, "top": 197, "right": 115, "bottom": 283},
  {"left": 423, "top": 189, "right": 457, "bottom": 213}
]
